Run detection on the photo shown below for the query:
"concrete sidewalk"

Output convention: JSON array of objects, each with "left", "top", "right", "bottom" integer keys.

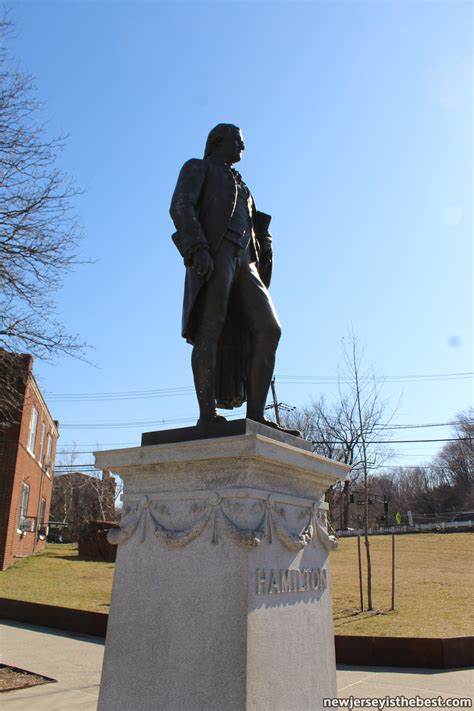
[{"left": 1, "top": 621, "right": 472, "bottom": 710}]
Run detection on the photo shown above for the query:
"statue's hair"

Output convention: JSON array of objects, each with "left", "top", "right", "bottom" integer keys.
[{"left": 204, "top": 123, "right": 240, "bottom": 159}]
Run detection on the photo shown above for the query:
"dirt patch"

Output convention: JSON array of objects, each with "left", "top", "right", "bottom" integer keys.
[{"left": 0, "top": 664, "right": 56, "bottom": 692}]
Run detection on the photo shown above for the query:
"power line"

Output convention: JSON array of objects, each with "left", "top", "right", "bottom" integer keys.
[
  {"left": 278, "top": 372, "right": 473, "bottom": 382},
  {"left": 44, "top": 371, "right": 474, "bottom": 402},
  {"left": 369, "top": 422, "right": 472, "bottom": 430},
  {"left": 57, "top": 441, "right": 138, "bottom": 448},
  {"left": 391, "top": 448, "right": 448, "bottom": 459},
  {"left": 59, "top": 411, "right": 246, "bottom": 430},
  {"left": 45, "top": 386, "right": 195, "bottom": 403},
  {"left": 57, "top": 417, "right": 472, "bottom": 432},
  {"left": 55, "top": 465, "right": 97, "bottom": 470},
  {"left": 312, "top": 437, "right": 471, "bottom": 445}
]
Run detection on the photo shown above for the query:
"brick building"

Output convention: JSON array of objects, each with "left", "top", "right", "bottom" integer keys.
[{"left": 0, "top": 351, "right": 59, "bottom": 570}]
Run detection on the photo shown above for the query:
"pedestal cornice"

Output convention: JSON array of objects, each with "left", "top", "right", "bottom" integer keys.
[{"left": 95, "top": 432, "right": 350, "bottom": 488}]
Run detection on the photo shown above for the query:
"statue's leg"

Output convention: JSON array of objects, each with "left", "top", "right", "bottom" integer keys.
[
  {"left": 245, "top": 327, "right": 281, "bottom": 421},
  {"left": 192, "top": 335, "right": 223, "bottom": 423},
  {"left": 232, "top": 250, "right": 282, "bottom": 421},
  {"left": 192, "top": 241, "right": 238, "bottom": 424}
]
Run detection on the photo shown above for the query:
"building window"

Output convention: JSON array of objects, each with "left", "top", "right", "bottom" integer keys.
[
  {"left": 27, "top": 406, "right": 38, "bottom": 456},
  {"left": 38, "top": 421, "right": 46, "bottom": 466},
  {"left": 45, "top": 433, "right": 53, "bottom": 475},
  {"left": 18, "top": 482, "right": 30, "bottom": 531}
]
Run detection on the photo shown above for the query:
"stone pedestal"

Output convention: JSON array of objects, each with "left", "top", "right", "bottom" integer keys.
[{"left": 95, "top": 421, "right": 349, "bottom": 711}]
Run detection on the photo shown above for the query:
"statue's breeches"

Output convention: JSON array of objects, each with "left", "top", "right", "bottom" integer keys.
[{"left": 193, "top": 238, "right": 281, "bottom": 348}]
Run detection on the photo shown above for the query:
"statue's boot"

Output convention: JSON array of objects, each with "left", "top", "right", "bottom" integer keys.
[
  {"left": 246, "top": 342, "right": 301, "bottom": 438},
  {"left": 253, "top": 416, "right": 301, "bottom": 438}
]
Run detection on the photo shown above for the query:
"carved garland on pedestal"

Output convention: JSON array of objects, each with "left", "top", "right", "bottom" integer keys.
[{"left": 108, "top": 491, "right": 338, "bottom": 552}]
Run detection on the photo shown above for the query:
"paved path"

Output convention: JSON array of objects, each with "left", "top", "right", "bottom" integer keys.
[
  {"left": 1, "top": 621, "right": 472, "bottom": 710},
  {"left": 337, "top": 664, "right": 473, "bottom": 706},
  {"left": 1, "top": 621, "right": 102, "bottom": 710}
]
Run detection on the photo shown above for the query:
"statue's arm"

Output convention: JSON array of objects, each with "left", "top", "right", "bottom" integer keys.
[{"left": 170, "top": 159, "right": 209, "bottom": 264}]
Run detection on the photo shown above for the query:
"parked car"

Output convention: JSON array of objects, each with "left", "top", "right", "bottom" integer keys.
[{"left": 47, "top": 525, "right": 65, "bottom": 543}]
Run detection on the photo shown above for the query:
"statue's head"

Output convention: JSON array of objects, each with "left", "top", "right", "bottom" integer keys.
[{"left": 204, "top": 123, "right": 245, "bottom": 164}]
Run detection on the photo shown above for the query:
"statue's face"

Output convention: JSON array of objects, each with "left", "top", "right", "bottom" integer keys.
[{"left": 220, "top": 128, "right": 245, "bottom": 165}]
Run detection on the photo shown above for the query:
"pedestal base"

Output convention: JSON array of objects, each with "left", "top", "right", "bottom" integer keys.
[{"left": 95, "top": 425, "right": 349, "bottom": 711}]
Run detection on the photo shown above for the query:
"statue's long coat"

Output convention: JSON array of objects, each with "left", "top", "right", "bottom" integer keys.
[{"left": 170, "top": 157, "right": 272, "bottom": 408}]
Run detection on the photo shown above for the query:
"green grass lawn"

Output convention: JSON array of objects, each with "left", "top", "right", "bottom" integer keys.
[
  {"left": 330, "top": 532, "right": 473, "bottom": 637},
  {"left": 0, "top": 533, "right": 472, "bottom": 637},
  {"left": 0, "top": 544, "right": 114, "bottom": 613}
]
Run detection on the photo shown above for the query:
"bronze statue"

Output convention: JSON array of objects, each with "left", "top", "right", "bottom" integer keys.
[{"left": 170, "top": 124, "right": 298, "bottom": 435}]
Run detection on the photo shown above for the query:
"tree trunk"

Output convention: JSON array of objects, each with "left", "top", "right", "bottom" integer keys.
[
  {"left": 364, "top": 481, "right": 373, "bottom": 610},
  {"left": 352, "top": 339, "right": 373, "bottom": 611},
  {"left": 343, "top": 480, "right": 350, "bottom": 529}
]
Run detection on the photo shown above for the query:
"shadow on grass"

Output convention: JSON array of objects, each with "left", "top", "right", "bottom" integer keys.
[
  {"left": 67, "top": 557, "right": 114, "bottom": 564},
  {"left": 37, "top": 550, "right": 114, "bottom": 565},
  {"left": 35, "top": 549, "right": 77, "bottom": 560},
  {"left": 334, "top": 608, "right": 397, "bottom": 628}
]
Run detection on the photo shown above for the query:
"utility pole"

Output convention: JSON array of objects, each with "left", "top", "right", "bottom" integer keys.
[
  {"left": 266, "top": 378, "right": 295, "bottom": 425},
  {"left": 270, "top": 377, "right": 281, "bottom": 426}
]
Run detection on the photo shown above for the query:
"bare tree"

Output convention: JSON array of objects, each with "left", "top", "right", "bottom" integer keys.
[
  {"left": 0, "top": 15, "right": 85, "bottom": 414},
  {"left": 342, "top": 337, "right": 376, "bottom": 610},
  {"left": 87, "top": 470, "right": 118, "bottom": 522},
  {"left": 112, "top": 473, "right": 124, "bottom": 514},
  {"left": 53, "top": 443, "right": 121, "bottom": 537},
  {"left": 369, "top": 410, "right": 474, "bottom": 519},
  {"left": 281, "top": 336, "right": 394, "bottom": 610},
  {"left": 50, "top": 470, "right": 116, "bottom": 542},
  {"left": 281, "top": 360, "right": 392, "bottom": 533},
  {"left": 283, "top": 396, "right": 380, "bottom": 529},
  {"left": 434, "top": 410, "right": 473, "bottom": 509},
  {"left": 0, "top": 350, "right": 29, "bottom": 428}
]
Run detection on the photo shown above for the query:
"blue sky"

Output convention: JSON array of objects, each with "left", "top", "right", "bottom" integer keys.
[{"left": 8, "top": 0, "right": 472, "bottom": 470}]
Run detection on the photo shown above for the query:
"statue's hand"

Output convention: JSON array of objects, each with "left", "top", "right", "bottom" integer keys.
[
  {"left": 191, "top": 248, "right": 213, "bottom": 281},
  {"left": 258, "top": 231, "right": 273, "bottom": 256}
]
